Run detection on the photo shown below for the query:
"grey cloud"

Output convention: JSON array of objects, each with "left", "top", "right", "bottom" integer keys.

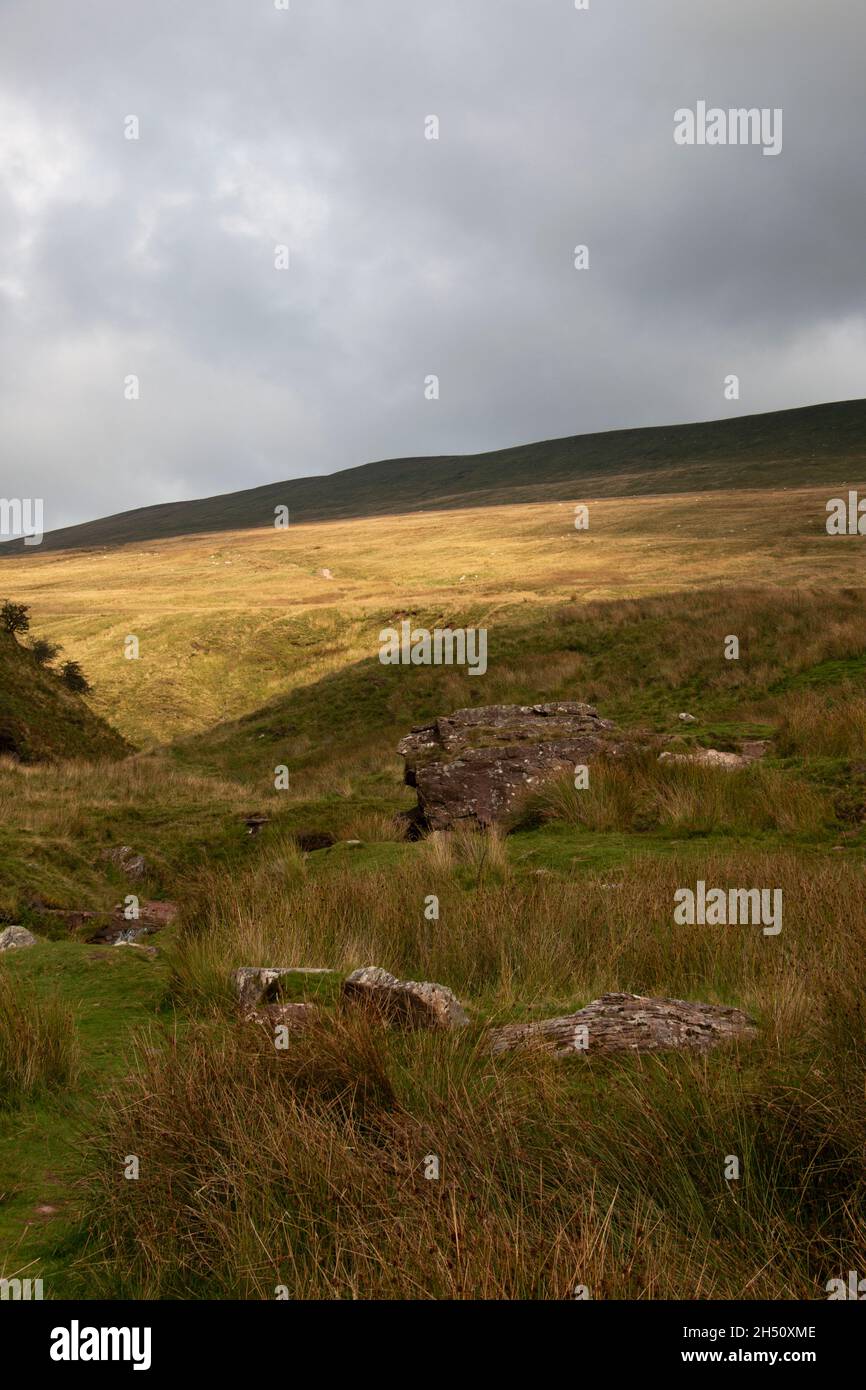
[{"left": 1, "top": 0, "right": 865, "bottom": 532}]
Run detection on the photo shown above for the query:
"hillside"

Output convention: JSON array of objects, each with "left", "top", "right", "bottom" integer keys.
[
  {"left": 2, "top": 397, "right": 865, "bottom": 556},
  {"left": 0, "top": 628, "right": 129, "bottom": 762}
]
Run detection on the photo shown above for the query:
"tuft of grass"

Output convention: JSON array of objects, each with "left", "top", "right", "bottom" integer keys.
[
  {"left": 776, "top": 686, "right": 866, "bottom": 759},
  {"left": 514, "top": 753, "right": 832, "bottom": 837},
  {"left": 0, "top": 969, "right": 81, "bottom": 1108}
]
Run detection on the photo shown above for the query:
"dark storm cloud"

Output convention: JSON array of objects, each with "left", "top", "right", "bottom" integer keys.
[{"left": 1, "top": 0, "right": 865, "bottom": 533}]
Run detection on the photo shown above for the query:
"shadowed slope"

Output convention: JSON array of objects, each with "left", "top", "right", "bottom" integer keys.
[{"left": 3, "top": 397, "right": 864, "bottom": 556}]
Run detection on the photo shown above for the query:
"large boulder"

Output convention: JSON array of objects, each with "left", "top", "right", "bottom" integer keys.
[
  {"left": 398, "top": 702, "right": 619, "bottom": 831},
  {"left": 488, "top": 992, "right": 757, "bottom": 1058},
  {"left": 342, "top": 966, "right": 468, "bottom": 1030}
]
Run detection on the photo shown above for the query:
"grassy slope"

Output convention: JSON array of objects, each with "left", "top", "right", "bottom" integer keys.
[
  {"left": 0, "top": 629, "right": 128, "bottom": 763},
  {"left": 1, "top": 396, "right": 865, "bottom": 556}
]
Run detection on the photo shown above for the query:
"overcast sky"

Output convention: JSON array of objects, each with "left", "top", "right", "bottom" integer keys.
[{"left": 1, "top": 0, "right": 865, "bottom": 534}]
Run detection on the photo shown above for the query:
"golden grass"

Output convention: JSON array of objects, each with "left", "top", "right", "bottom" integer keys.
[{"left": 2, "top": 485, "right": 861, "bottom": 745}]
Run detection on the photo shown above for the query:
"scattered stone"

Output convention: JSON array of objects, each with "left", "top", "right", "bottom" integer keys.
[
  {"left": 488, "top": 992, "right": 757, "bottom": 1058},
  {"left": 316, "top": 567, "right": 334, "bottom": 580},
  {"left": 677, "top": 713, "right": 697, "bottom": 724},
  {"left": 232, "top": 965, "right": 336, "bottom": 1017},
  {"left": 0, "top": 925, "right": 38, "bottom": 951},
  {"left": 100, "top": 846, "right": 148, "bottom": 880},
  {"left": 398, "top": 702, "right": 622, "bottom": 831},
  {"left": 294, "top": 831, "right": 336, "bottom": 853},
  {"left": 114, "top": 941, "right": 159, "bottom": 958},
  {"left": 659, "top": 749, "right": 748, "bottom": 770},
  {"left": 343, "top": 839, "right": 363, "bottom": 847},
  {"left": 246, "top": 1002, "right": 319, "bottom": 1030},
  {"left": 342, "top": 966, "right": 469, "bottom": 1030},
  {"left": 244, "top": 813, "right": 271, "bottom": 836}
]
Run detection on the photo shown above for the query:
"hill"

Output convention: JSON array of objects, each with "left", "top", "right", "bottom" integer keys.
[
  {"left": 0, "top": 628, "right": 129, "bottom": 762},
  {"left": 2, "top": 397, "right": 864, "bottom": 556}
]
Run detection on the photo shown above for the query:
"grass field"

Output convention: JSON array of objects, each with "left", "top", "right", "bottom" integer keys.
[{"left": 1, "top": 406, "right": 865, "bottom": 1299}]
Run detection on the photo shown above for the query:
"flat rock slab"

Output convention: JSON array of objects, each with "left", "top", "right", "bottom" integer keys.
[
  {"left": 343, "top": 966, "right": 469, "bottom": 1030},
  {"left": 0, "top": 925, "right": 38, "bottom": 951},
  {"left": 398, "top": 702, "right": 619, "bottom": 830},
  {"left": 659, "top": 749, "right": 748, "bottom": 770},
  {"left": 488, "top": 992, "right": 757, "bottom": 1058}
]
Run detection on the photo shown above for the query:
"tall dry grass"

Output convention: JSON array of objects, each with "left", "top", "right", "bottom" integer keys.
[
  {"left": 0, "top": 969, "right": 80, "bottom": 1108},
  {"left": 74, "top": 847, "right": 866, "bottom": 1298},
  {"left": 514, "top": 754, "right": 832, "bottom": 836}
]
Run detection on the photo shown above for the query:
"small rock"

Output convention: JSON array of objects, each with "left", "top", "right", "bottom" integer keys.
[
  {"left": 246, "top": 1002, "right": 319, "bottom": 1030},
  {"left": 316, "top": 567, "right": 334, "bottom": 580},
  {"left": 677, "top": 713, "right": 697, "bottom": 724},
  {"left": 342, "top": 966, "right": 468, "bottom": 1030},
  {"left": 244, "top": 814, "right": 271, "bottom": 836},
  {"left": 0, "top": 925, "right": 38, "bottom": 952},
  {"left": 101, "top": 846, "right": 148, "bottom": 880}
]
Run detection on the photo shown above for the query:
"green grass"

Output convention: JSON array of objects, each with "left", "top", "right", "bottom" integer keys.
[{"left": 0, "top": 938, "right": 172, "bottom": 1291}]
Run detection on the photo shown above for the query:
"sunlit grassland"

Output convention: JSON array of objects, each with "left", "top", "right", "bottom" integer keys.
[{"left": 1, "top": 483, "right": 861, "bottom": 746}]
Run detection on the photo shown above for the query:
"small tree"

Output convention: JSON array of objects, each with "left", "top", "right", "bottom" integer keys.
[
  {"left": 59, "top": 660, "right": 92, "bottom": 694},
  {"left": 31, "top": 638, "right": 62, "bottom": 667},
  {"left": 1, "top": 600, "right": 30, "bottom": 635}
]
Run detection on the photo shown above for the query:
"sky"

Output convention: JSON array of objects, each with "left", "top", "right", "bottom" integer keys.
[{"left": 1, "top": 0, "right": 865, "bottom": 534}]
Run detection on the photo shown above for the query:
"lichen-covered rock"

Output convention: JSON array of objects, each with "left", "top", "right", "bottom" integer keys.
[
  {"left": 0, "top": 925, "right": 38, "bottom": 951},
  {"left": 488, "top": 992, "right": 757, "bottom": 1058},
  {"left": 343, "top": 966, "right": 468, "bottom": 1029},
  {"left": 398, "top": 702, "right": 619, "bottom": 830}
]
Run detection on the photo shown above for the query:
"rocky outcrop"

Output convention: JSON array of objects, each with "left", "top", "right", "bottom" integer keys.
[
  {"left": 398, "top": 702, "right": 619, "bottom": 831},
  {"left": 488, "top": 992, "right": 757, "bottom": 1058},
  {"left": 342, "top": 966, "right": 469, "bottom": 1029},
  {"left": 0, "top": 925, "right": 38, "bottom": 951}
]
